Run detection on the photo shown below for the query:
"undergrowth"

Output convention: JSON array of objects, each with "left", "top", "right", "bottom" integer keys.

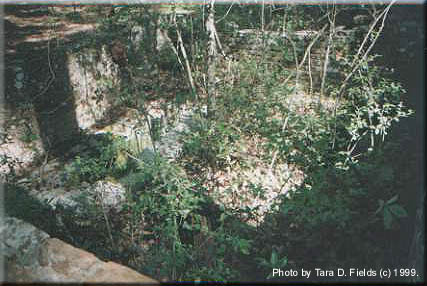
[{"left": 4, "top": 4, "right": 419, "bottom": 283}]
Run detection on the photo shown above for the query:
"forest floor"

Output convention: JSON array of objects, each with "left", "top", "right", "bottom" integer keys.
[
  {"left": 3, "top": 5, "right": 313, "bottom": 225},
  {"left": 3, "top": 5, "right": 423, "bottom": 283},
  {"left": 4, "top": 6, "right": 100, "bottom": 54}
]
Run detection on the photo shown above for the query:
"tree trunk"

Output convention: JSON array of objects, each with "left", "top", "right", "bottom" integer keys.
[{"left": 205, "top": 1, "right": 217, "bottom": 118}]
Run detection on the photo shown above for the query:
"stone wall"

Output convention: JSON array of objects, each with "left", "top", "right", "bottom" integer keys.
[{"left": 0, "top": 217, "right": 157, "bottom": 283}]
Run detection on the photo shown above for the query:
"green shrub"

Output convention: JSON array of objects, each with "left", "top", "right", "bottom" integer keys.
[
  {"left": 264, "top": 142, "right": 411, "bottom": 273},
  {"left": 251, "top": 57, "right": 413, "bottom": 272},
  {"left": 121, "top": 154, "right": 251, "bottom": 281},
  {"left": 64, "top": 133, "right": 127, "bottom": 186},
  {"left": 181, "top": 116, "right": 240, "bottom": 174}
]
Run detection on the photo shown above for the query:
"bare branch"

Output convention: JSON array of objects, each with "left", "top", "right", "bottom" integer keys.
[
  {"left": 336, "top": 0, "right": 396, "bottom": 100},
  {"left": 331, "top": 0, "right": 396, "bottom": 148},
  {"left": 320, "top": 3, "right": 337, "bottom": 97},
  {"left": 284, "top": 24, "right": 328, "bottom": 89},
  {"left": 173, "top": 12, "right": 197, "bottom": 95}
]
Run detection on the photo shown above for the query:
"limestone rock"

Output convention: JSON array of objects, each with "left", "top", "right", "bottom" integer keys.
[
  {"left": 1, "top": 217, "right": 157, "bottom": 283},
  {"left": 68, "top": 45, "right": 121, "bottom": 130},
  {"left": 131, "top": 25, "right": 144, "bottom": 52},
  {"left": 0, "top": 108, "right": 45, "bottom": 181},
  {"left": 91, "top": 180, "right": 126, "bottom": 211},
  {"left": 92, "top": 104, "right": 198, "bottom": 162},
  {"left": 156, "top": 107, "right": 194, "bottom": 160},
  {"left": 27, "top": 179, "right": 126, "bottom": 228}
]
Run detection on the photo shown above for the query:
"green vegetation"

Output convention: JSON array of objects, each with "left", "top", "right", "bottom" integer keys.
[
  {"left": 4, "top": 3, "right": 422, "bottom": 283},
  {"left": 63, "top": 133, "right": 127, "bottom": 186}
]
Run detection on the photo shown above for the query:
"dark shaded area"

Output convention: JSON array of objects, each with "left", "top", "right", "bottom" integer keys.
[
  {"left": 3, "top": 5, "right": 115, "bottom": 158},
  {"left": 4, "top": 5, "right": 49, "bottom": 18},
  {"left": 3, "top": 184, "right": 60, "bottom": 237},
  {"left": 29, "top": 46, "right": 81, "bottom": 155},
  {"left": 4, "top": 5, "right": 80, "bottom": 157},
  {"left": 7, "top": 49, "right": 81, "bottom": 157},
  {"left": 246, "top": 5, "right": 425, "bottom": 283},
  {"left": 3, "top": 19, "right": 42, "bottom": 44},
  {"left": 2, "top": 3, "right": 140, "bottom": 266},
  {"left": 374, "top": 4, "right": 425, "bottom": 278}
]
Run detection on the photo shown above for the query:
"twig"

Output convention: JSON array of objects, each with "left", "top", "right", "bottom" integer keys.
[
  {"left": 347, "top": 130, "right": 368, "bottom": 155},
  {"left": 216, "top": 1, "right": 236, "bottom": 24},
  {"left": 284, "top": 24, "right": 328, "bottom": 88},
  {"left": 164, "top": 29, "right": 186, "bottom": 73},
  {"left": 124, "top": 150, "right": 142, "bottom": 162},
  {"left": 205, "top": 0, "right": 218, "bottom": 117},
  {"left": 261, "top": 0, "right": 265, "bottom": 32},
  {"left": 320, "top": 4, "right": 337, "bottom": 97},
  {"left": 33, "top": 34, "right": 56, "bottom": 101},
  {"left": 308, "top": 48, "right": 313, "bottom": 95},
  {"left": 97, "top": 190, "right": 116, "bottom": 251},
  {"left": 351, "top": 5, "right": 386, "bottom": 69},
  {"left": 173, "top": 13, "right": 197, "bottom": 96},
  {"left": 214, "top": 25, "right": 226, "bottom": 58},
  {"left": 337, "top": 0, "right": 396, "bottom": 99},
  {"left": 39, "top": 151, "right": 49, "bottom": 185}
]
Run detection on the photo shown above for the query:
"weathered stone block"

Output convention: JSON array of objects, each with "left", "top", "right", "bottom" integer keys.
[{"left": 1, "top": 217, "right": 157, "bottom": 283}]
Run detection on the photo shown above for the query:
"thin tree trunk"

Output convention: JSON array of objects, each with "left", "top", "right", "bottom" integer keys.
[
  {"left": 169, "top": 13, "right": 197, "bottom": 98},
  {"left": 320, "top": 4, "right": 336, "bottom": 97},
  {"left": 308, "top": 48, "right": 313, "bottom": 95},
  {"left": 284, "top": 24, "right": 328, "bottom": 90},
  {"left": 206, "top": 0, "right": 218, "bottom": 117},
  {"left": 176, "top": 23, "right": 197, "bottom": 95},
  {"left": 261, "top": 0, "right": 265, "bottom": 32}
]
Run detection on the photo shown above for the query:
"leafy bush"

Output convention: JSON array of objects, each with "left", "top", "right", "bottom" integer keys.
[
  {"left": 181, "top": 116, "right": 240, "bottom": 174},
  {"left": 121, "top": 154, "right": 252, "bottom": 281},
  {"left": 11, "top": 5, "right": 416, "bottom": 282},
  {"left": 64, "top": 133, "right": 127, "bottom": 186},
  {"left": 249, "top": 54, "right": 414, "bottom": 278},
  {"left": 260, "top": 141, "right": 411, "bottom": 274},
  {"left": 336, "top": 57, "right": 413, "bottom": 153}
]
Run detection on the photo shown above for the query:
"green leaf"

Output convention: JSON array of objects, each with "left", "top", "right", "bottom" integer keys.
[
  {"left": 239, "top": 240, "right": 250, "bottom": 255},
  {"left": 279, "top": 257, "right": 288, "bottom": 267},
  {"left": 375, "top": 199, "right": 384, "bottom": 215},
  {"left": 256, "top": 257, "right": 270, "bottom": 268},
  {"left": 270, "top": 250, "right": 278, "bottom": 265},
  {"left": 386, "top": 194, "right": 399, "bottom": 205},
  {"left": 383, "top": 208, "right": 393, "bottom": 229},
  {"left": 389, "top": 204, "right": 408, "bottom": 218}
]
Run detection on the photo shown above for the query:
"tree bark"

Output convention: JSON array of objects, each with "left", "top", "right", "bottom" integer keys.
[{"left": 206, "top": 1, "right": 218, "bottom": 118}]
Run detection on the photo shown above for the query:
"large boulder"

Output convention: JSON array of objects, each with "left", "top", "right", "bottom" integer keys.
[{"left": 0, "top": 217, "right": 157, "bottom": 283}]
